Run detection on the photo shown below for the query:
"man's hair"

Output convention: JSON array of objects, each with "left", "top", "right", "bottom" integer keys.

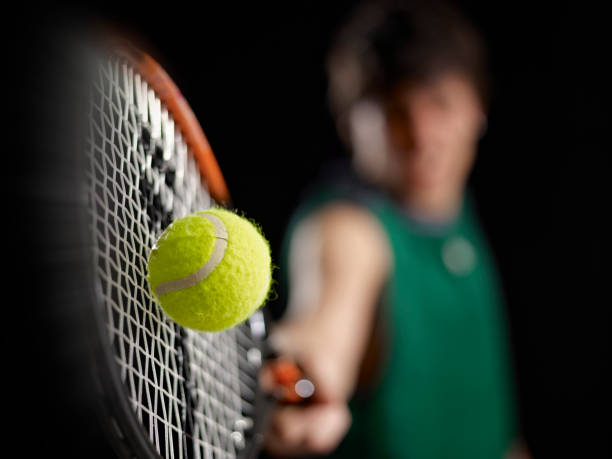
[{"left": 327, "top": 0, "right": 489, "bottom": 122}]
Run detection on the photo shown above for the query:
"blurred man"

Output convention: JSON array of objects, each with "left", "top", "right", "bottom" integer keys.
[{"left": 265, "top": 1, "right": 524, "bottom": 457}]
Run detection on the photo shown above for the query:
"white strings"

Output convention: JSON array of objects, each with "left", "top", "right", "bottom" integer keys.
[{"left": 86, "top": 57, "right": 258, "bottom": 459}]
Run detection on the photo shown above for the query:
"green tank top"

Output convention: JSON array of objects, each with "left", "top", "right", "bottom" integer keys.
[{"left": 280, "top": 182, "right": 516, "bottom": 458}]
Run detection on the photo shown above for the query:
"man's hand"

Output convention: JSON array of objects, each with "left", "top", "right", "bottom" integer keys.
[
  {"left": 264, "top": 400, "right": 351, "bottom": 457},
  {"left": 260, "top": 356, "right": 351, "bottom": 457}
]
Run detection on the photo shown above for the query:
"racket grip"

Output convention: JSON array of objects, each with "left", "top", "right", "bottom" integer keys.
[{"left": 267, "top": 357, "right": 315, "bottom": 404}]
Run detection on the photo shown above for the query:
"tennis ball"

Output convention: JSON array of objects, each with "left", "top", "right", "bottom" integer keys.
[{"left": 147, "top": 208, "right": 272, "bottom": 332}]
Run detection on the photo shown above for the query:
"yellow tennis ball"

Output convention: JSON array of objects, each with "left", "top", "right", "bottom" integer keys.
[{"left": 147, "top": 208, "right": 272, "bottom": 332}]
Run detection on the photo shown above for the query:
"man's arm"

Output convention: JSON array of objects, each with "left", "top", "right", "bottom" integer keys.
[{"left": 265, "top": 202, "right": 391, "bottom": 456}]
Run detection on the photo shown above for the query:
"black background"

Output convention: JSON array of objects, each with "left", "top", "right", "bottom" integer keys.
[{"left": 6, "top": 1, "right": 610, "bottom": 457}]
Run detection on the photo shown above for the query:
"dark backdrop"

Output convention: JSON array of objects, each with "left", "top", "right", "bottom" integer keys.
[{"left": 7, "top": 1, "right": 610, "bottom": 457}]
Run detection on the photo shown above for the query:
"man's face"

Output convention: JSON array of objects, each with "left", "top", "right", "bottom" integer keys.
[{"left": 384, "top": 72, "right": 484, "bottom": 197}]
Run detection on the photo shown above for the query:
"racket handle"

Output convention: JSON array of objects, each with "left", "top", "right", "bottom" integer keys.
[{"left": 267, "top": 357, "right": 315, "bottom": 404}]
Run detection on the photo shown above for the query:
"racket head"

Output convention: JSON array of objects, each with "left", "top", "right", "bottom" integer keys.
[{"left": 16, "top": 26, "right": 272, "bottom": 458}]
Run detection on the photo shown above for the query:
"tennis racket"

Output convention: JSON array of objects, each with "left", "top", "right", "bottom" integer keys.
[
  {"left": 89, "top": 40, "right": 269, "bottom": 459},
  {"left": 17, "top": 28, "right": 311, "bottom": 459}
]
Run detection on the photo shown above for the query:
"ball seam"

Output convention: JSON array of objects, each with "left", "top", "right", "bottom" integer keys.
[{"left": 155, "top": 213, "right": 228, "bottom": 297}]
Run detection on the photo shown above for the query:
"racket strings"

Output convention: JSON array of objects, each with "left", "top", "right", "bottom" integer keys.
[{"left": 87, "top": 56, "right": 258, "bottom": 459}]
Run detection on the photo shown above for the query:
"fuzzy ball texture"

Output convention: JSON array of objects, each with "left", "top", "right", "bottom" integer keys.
[{"left": 147, "top": 208, "right": 272, "bottom": 331}]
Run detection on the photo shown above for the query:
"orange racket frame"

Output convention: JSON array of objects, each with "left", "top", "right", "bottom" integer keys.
[{"left": 114, "top": 43, "right": 231, "bottom": 205}]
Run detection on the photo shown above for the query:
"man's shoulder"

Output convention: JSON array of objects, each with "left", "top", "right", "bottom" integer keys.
[{"left": 294, "top": 158, "right": 389, "bottom": 221}]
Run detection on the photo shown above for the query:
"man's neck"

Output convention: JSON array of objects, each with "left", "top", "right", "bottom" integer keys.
[{"left": 400, "top": 187, "right": 464, "bottom": 225}]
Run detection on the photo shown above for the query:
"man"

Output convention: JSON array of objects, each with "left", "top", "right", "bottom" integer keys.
[{"left": 265, "top": 1, "right": 524, "bottom": 457}]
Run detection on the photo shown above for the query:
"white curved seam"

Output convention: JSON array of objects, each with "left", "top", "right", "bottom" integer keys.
[{"left": 155, "top": 213, "right": 227, "bottom": 297}]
